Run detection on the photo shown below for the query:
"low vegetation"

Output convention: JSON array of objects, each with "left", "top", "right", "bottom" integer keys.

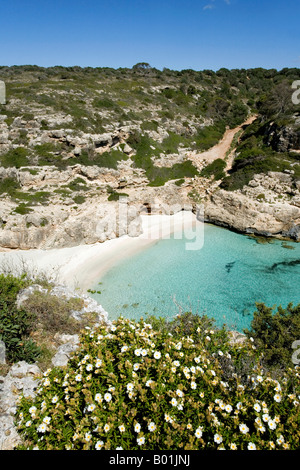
[
  {"left": 14, "top": 313, "right": 300, "bottom": 450},
  {"left": 0, "top": 273, "right": 299, "bottom": 450},
  {"left": 0, "top": 65, "right": 299, "bottom": 189}
]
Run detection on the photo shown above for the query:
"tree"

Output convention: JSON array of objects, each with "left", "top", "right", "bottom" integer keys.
[{"left": 132, "top": 62, "right": 152, "bottom": 70}]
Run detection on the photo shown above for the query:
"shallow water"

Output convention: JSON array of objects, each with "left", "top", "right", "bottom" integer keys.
[{"left": 90, "top": 224, "right": 300, "bottom": 332}]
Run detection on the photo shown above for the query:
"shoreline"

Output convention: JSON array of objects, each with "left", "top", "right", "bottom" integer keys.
[{"left": 0, "top": 212, "right": 202, "bottom": 292}]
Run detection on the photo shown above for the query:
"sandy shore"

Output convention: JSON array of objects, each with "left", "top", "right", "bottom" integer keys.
[{"left": 0, "top": 212, "right": 202, "bottom": 291}]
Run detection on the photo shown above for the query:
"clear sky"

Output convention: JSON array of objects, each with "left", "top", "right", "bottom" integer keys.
[{"left": 0, "top": 0, "right": 299, "bottom": 71}]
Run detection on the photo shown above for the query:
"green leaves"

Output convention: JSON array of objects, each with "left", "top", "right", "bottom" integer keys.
[{"left": 0, "top": 274, "right": 41, "bottom": 363}]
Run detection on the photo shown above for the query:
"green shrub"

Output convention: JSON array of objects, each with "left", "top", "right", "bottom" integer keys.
[
  {"left": 73, "top": 195, "right": 86, "bottom": 205},
  {"left": 200, "top": 159, "right": 227, "bottom": 181},
  {"left": 14, "top": 203, "right": 33, "bottom": 215},
  {"left": 0, "top": 147, "right": 29, "bottom": 168},
  {"left": 0, "top": 274, "right": 41, "bottom": 363},
  {"left": 244, "top": 303, "right": 300, "bottom": 370},
  {"left": 107, "top": 190, "right": 129, "bottom": 201},
  {"left": 96, "top": 150, "right": 128, "bottom": 170},
  {"left": 15, "top": 315, "right": 300, "bottom": 450},
  {"left": 0, "top": 177, "right": 21, "bottom": 197}
]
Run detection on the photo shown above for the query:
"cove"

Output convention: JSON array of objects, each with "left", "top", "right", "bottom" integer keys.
[{"left": 90, "top": 224, "right": 300, "bottom": 332}]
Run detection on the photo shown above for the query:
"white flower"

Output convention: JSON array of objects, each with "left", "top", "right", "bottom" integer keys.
[
  {"left": 51, "top": 395, "right": 59, "bottom": 404},
  {"left": 268, "top": 419, "right": 277, "bottom": 430},
  {"left": 173, "top": 360, "right": 180, "bottom": 367},
  {"left": 116, "top": 447, "right": 123, "bottom": 450},
  {"left": 176, "top": 389, "right": 184, "bottom": 397},
  {"left": 134, "top": 423, "right": 141, "bottom": 433},
  {"left": 274, "top": 394, "right": 282, "bottom": 403},
  {"left": 137, "top": 436, "right": 145, "bottom": 446},
  {"left": 25, "top": 420, "right": 32, "bottom": 427},
  {"left": 274, "top": 383, "right": 282, "bottom": 392},
  {"left": 104, "top": 392, "right": 112, "bottom": 402},
  {"left": 218, "top": 350, "right": 224, "bottom": 356},
  {"left": 75, "top": 374, "right": 82, "bottom": 382},
  {"left": 43, "top": 416, "right": 51, "bottom": 425},
  {"left": 119, "top": 424, "right": 126, "bottom": 433},
  {"left": 214, "top": 433, "right": 223, "bottom": 444},
  {"left": 164, "top": 413, "right": 172, "bottom": 423},
  {"left": 95, "top": 359, "right": 102, "bottom": 368},
  {"left": 29, "top": 406, "right": 37, "bottom": 415},
  {"left": 133, "top": 363, "right": 140, "bottom": 371},
  {"left": 239, "top": 423, "right": 249, "bottom": 434},
  {"left": 148, "top": 422, "right": 156, "bottom": 432},
  {"left": 230, "top": 443, "right": 237, "bottom": 450},
  {"left": 256, "top": 375, "right": 263, "bottom": 383},
  {"left": 191, "top": 381, "right": 197, "bottom": 390},
  {"left": 277, "top": 435, "right": 285, "bottom": 445},
  {"left": 225, "top": 404, "right": 232, "bottom": 413},
  {"left": 195, "top": 427, "right": 203, "bottom": 438},
  {"left": 37, "top": 423, "right": 47, "bottom": 433},
  {"left": 127, "top": 383, "right": 134, "bottom": 392},
  {"left": 95, "top": 393, "right": 102, "bottom": 403},
  {"left": 171, "top": 398, "right": 178, "bottom": 407},
  {"left": 153, "top": 351, "right": 161, "bottom": 359},
  {"left": 121, "top": 345, "right": 128, "bottom": 353},
  {"left": 262, "top": 414, "right": 270, "bottom": 423},
  {"left": 104, "top": 424, "right": 110, "bottom": 433},
  {"left": 87, "top": 404, "right": 96, "bottom": 412},
  {"left": 141, "top": 349, "right": 148, "bottom": 356},
  {"left": 134, "top": 348, "right": 142, "bottom": 356},
  {"left": 175, "top": 342, "right": 182, "bottom": 350},
  {"left": 95, "top": 440, "right": 104, "bottom": 450},
  {"left": 254, "top": 403, "right": 261, "bottom": 412},
  {"left": 248, "top": 442, "right": 256, "bottom": 450},
  {"left": 146, "top": 380, "right": 153, "bottom": 387}
]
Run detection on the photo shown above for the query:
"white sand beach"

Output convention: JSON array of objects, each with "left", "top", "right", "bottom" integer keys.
[{"left": 0, "top": 211, "right": 203, "bottom": 292}]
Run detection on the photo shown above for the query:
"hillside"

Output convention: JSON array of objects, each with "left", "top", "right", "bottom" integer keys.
[{"left": 0, "top": 65, "right": 300, "bottom": 248}]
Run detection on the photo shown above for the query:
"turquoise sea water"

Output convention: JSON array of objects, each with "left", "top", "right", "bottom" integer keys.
[{"left": 91, "top": 224, "right": 300, "bottom": 332}]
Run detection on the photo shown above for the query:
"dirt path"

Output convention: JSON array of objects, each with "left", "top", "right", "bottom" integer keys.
[{"left": 189, "top": 115, "right": 257, "bottom": 172}]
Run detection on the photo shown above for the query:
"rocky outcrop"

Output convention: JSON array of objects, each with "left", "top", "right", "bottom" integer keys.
[
  {"left": 204, "top": 172, "right": 300, "bottom": 240},
  {"left": 0, "top": 362, "right": 41, "bottom": 450},
  {"left": 263, "top": 121, "right": 300, "bottom": 153}
]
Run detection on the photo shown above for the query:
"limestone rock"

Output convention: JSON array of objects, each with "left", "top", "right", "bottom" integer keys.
[
  {"left": 51, "top": 335, "right": 80, "bottom": 367},
  {"left": 204, "top": 188, "right": 300, "bottom": 240},
  {"left": 0, "top": 361, "right": 41, "bottom": 450}
]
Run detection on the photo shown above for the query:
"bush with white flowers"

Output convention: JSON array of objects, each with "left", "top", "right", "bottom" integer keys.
[{"left": 15, "top": 316, "right": 300, "bottom": 450}]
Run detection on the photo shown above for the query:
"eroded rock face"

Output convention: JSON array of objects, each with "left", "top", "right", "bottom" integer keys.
[{"left": 204, "top": 174, "right": 300, "bottom": 240}]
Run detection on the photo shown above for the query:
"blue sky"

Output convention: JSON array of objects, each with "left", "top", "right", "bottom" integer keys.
[{"left": 0, "top": 0, "right": 299, "bottom": 71}]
